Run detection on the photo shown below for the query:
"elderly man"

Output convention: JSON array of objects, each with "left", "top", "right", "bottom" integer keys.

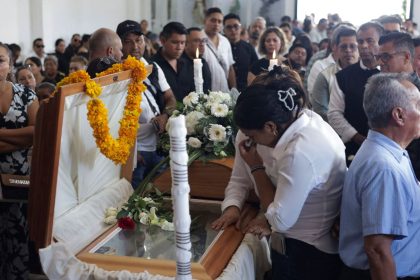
[
  {"left": 248, "top": 16, "right": 266, "bottom": 57},
  {"left": 339, "top": 73, "right": 420, "bottom": 280},
  {"left": 88, "top": 28, "right": 123, "bottom": 63},
  {"left": 377, "top": 32, "right": 420, "bottom": 177}
]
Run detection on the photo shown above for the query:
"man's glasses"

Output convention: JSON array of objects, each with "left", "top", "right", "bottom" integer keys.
[
  {"left": 374, "top": 51, "right": 406, "bottom": 63},
  {"left": 224, "top": 24, "right": 241, "bottom": 31},
  {"left": 192, "top": 38, "right": 207, "bottom": 44},
  {"left": 338, "top": 43, "right": 357, "bottom": 51},
  {"left": 35, "top": 44, "right": 45, "bottom": 48}
]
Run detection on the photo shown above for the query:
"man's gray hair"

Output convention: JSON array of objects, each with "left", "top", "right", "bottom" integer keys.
[
  {"left": 364, "top": 73, "right": 416, "bottom": 129},
  {"left": 252, "top": 16, "right": 266, "bottom": 27}
]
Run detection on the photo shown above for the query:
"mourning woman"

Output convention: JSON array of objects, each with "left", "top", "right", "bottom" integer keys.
[
  {"left": 212, "top": 66, "right": 346, "bottom": 280},
  {"left": 0, "top": 43, "right": 39, "bottom": 277}
]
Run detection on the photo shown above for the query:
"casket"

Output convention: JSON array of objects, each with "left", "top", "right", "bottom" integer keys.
[{"left": 27, "top": 69, "right": 268, "bottom": 279}]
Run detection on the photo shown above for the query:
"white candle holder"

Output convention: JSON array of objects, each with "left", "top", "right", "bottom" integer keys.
[{"left": 169, "top": 115, "right": 192, "bottom": 280}]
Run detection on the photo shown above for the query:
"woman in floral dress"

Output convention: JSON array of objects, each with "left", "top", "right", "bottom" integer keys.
[{"left": 0, "top": 42, "right": 39, "bottom": 279}]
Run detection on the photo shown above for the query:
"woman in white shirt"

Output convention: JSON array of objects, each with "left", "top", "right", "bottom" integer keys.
[{"left": 212, "top": 66, "right": 346, "bottom": 280}]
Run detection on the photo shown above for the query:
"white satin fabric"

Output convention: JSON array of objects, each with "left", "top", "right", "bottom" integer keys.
[{"left": 53, "top": 79, "right": 134, "bottom": 254}]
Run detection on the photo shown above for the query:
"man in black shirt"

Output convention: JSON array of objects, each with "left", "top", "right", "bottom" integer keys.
[
  {"left": 181, "top": 27, "right": 212, "bottom": 94},
  {"left": 223, "top": 13, "right": 258, "bottom": 92},
  {"left": 152, "top": 22, "right": 199, "bottom": 101}
]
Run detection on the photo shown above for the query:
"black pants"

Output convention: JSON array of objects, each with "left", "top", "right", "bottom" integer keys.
[
  {"left": 271, "top": 238, "right": 341, "bottom": 280},
  {"left": 340, "top": 263, "right": 420, "bottom": 280}
]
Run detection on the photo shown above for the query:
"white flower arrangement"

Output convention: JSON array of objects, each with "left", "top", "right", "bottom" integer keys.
[{"left": 173, "top": 90, "right": 236, "bottom": 158}]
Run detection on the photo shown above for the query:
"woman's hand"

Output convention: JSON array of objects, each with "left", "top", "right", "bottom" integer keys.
[
  {"left": 211, "top": 206, "right": 240, "bottom": 231},
  {"left": 238, "top": 139, "right": 263, "bottom": 168},
  {"left": 243, "top": 213, "right": 271, "bottom": 239}
]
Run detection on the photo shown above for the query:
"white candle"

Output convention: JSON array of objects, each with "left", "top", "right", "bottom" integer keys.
[
  {"left": 169, "top": 115, "right": 192, "bottom": 280},
  {"left": 268, "top": 50, "right": 277, "bottom": 71},
  {"left": 193, "top": 48, "right": 203, "bottom": 93}
]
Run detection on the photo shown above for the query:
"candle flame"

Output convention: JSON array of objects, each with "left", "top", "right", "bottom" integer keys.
[
  {"left": 272, "top": 50, "right": 276, "bottom": 59},
  {"left": 196, "top": 48, "right": 199, "bottom": 59}
]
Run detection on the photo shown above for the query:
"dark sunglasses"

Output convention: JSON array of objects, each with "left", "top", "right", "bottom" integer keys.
[{"left": 35, "top": 44, "right": 45, "bottom": 48}]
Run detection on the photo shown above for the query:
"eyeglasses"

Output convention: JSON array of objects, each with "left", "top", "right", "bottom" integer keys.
[
  {"left": 191, "top": 38, "right": 207, "bottom": 44},
  {"left": 35, "top": 44, "right": 45, "bottom": 48},
  {"left": 225, "top": 24, "right": 241, "bottom": 31},
  {"left": 374, "top": 51, "right": 406, "bottom": 63},
  {"left": 338, "top": 43, "right": 358, "bottom": 51}
]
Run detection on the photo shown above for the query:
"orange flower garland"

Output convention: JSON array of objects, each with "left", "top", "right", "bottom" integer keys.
[{"left": 55, "top": 56, "right": 147, "bottom": 164}]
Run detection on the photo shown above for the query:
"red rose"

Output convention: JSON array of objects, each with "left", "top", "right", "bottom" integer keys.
[{"left": 118, "top": 217, "right": 136, "bottom": 230}]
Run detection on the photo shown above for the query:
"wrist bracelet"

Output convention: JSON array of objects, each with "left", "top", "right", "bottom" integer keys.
[{"left": 250, "top": 165, "right": 265, "bottom": 173}]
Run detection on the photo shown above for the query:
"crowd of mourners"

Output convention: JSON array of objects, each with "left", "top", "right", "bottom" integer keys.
[{"left": 1, "top": 7, "right": 420, "bottom": 280}]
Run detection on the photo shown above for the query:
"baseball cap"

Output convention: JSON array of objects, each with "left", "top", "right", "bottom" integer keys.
[{"left": 116, "top": 20, "right": 143, "bottom": 39}]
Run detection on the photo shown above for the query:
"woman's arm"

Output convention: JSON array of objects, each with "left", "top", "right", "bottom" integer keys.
[{"left": 0, "top": 99, "right": 39, "bottom": 149}]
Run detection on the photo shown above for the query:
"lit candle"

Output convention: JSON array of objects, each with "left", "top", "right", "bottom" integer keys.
[
  {"left": 193, "top": 48, "right": 203, "bottom": 93},
  {"left": 268, "top": 50, "right": 277, "bottom": 71}
]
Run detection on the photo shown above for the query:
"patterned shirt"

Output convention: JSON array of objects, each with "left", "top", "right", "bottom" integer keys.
[{"left": 0, "top": 84, "right": 36, "bottom": 175}]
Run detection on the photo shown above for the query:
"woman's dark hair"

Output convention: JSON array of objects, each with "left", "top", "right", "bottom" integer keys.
[
  {"left": 0, "top": 43, "right": 14, "bottom": 82},
  {"left": 234, "top": 66, "right": 307, "bottom": 130},
  {"left": 293, "top": 33, "right": 313, "bottom": 64},
  {"left": 15, "top": 65, "right": 33, "bottom": 81},
  {"left": 55, "top": 38, "right": 64, "bottom": 47},
  {"left": 25, "top": 56, "right": 42, "bottom": 67}
]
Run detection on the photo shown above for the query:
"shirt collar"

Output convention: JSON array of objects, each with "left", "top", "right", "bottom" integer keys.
[
  {"left": 360, "top": 60, "right": 380, "bottom": 71},
  {"left": 367, "top": 130, "right": 406, "bottom": 162},
  {"left": 272, "top": 109, "right": 311, "bottom": 155}
]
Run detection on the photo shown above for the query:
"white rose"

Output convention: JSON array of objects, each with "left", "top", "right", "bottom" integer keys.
[
  {"left": 105, "top": 207, "right": 118, "bottom": 218},
  {"left": 185, "top": 111, "right": 204, "bottom": 135},
  {"left": 208, "top": 124, "right": 227, "bottom": 142},
  {"left": 104, "top": 216, "right": 117, "bottom": 225},
  {"left": 211, "top": 103, "right": 229, "bottom": 117},
  {"left": 187, "top": 137, "right": 202, "bottom": 148},
  {"left": 183, "top": 91, "right": 199, "bottom": 107}
]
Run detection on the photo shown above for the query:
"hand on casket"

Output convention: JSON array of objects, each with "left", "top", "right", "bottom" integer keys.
[
  {"left": 211, "top": 205, "right": 240, "bottom": 230},
  {"left": 243, "top": 213, "right": 271, "bottom": 240}
]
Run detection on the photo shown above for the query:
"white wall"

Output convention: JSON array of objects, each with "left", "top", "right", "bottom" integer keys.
[{"left": 0, "top": 0, "right": 153, "bottom": 56}]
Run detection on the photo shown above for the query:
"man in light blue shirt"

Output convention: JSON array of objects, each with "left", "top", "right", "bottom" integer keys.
[{"left": 339, "top": 73, "right": 420, "bottom": 280}]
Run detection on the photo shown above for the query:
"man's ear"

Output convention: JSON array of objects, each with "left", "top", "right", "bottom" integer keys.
[
  {"left": 105, "top": 47, "right": 113, "bottom": 57},
  {"left": 391, "top": 107, "right": 405, "bottom": 126}
]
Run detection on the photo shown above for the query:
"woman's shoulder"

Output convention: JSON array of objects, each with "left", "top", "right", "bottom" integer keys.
[{"left": 12, "top": 83, "right": 37, "bottom": 103}]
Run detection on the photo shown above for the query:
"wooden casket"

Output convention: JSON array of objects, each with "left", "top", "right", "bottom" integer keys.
[{"left": 27, "top": 69, "right": 261, "bottom": 279}]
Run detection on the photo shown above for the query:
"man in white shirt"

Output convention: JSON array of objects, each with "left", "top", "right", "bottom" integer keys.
[
  {"left": 116, "top": 20, "right": 177, "bottom": 187},
  {"left": 309, "top": 18, "right": 328, "bottom": 44},
  {"left": 202, "top": 7, "right": 236, "bottom": 92}
]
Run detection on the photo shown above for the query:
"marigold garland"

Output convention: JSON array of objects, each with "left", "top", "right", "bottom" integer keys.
[{"left": 54, "top": 56, "right": 147, "bottom": 164}]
